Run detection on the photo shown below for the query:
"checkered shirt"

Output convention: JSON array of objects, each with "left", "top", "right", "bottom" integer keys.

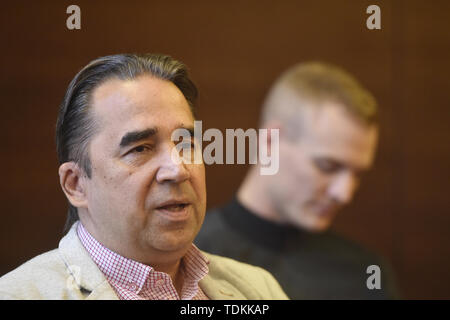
[{"left": 77, "top": 222, "right": 210, "bottom": 300}]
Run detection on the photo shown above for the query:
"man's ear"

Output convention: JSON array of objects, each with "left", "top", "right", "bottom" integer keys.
[
  {"left": 262, "top": 121, "right": 282, "bottom": 155},
  {"left": 58, "top": 162, "right": 88, "bottom": 209}
]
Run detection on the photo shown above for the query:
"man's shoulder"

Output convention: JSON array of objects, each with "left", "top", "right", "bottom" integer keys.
[
  {"left": 202, "top": 251, "right": 289, "bottom": 299},
  {"left": 0, "top": 248, "right": 65, "bottom": 281},
  {"left": 0, "top": 223, "right": 104, "bottom": 300},
  {"left": 319, "top": 231, "right": 384, "bottom": 263},
  {"left": 204, "top": 250, "right": 269, "bottom": 276},
  {"left": 0, "top": 248, "right": 68, "bottom": 299}
]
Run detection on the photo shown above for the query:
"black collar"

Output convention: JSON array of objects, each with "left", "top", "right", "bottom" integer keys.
[{"left": 220, "top": 196, "right": 301, "bottom": 250}]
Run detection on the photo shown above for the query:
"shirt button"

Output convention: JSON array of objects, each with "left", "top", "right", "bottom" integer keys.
[
  {"left": 155, "top": 279, "right": 165, "bottom": 286},
  {"left": 128, "top": 283, "right": 138, "bottom": 291}
]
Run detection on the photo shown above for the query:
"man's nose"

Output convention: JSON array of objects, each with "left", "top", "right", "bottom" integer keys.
[
  {"left": 328, "top": 172, "right": 358, "bottom": 205},
  {"left": 155, "top": 144, "right": 190, "bottom": 184}
]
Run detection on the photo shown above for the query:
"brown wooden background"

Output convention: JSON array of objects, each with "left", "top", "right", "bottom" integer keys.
[{"left": 0, "top": 0, "right": 449, "bottom": 299}]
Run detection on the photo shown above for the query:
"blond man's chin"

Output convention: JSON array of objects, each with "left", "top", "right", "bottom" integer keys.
[{"left": 295, "top": 214, "right": 334, "bottom": 233}]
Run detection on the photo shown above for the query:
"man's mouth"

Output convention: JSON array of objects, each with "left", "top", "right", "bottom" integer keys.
[
  {"left": 155, "top": 200, "right": 192, "bottom": 221},
  {"left": 316, "top": 204, "right": 339, "bottom": 217},
  {"left": 157, "top": 203, "right": 189, "bottom": 211}
]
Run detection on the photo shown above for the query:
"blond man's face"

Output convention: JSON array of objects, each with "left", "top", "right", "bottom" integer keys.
[{"left": 268, "top": 100, "right": 378, "bottom": 232}]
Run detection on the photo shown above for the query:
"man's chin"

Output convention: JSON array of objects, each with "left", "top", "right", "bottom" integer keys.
[
  {"left": 296, "top": 216, "right": 334, "bottom": 233},
  {"left": 149, "top": 231, "right": 196, "bottom": 253}
]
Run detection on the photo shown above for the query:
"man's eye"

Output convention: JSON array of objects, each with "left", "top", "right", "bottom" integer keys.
[
  {"left": 133, "top": 146, "right": 146, "bottom": 153},
  {"left": 130, "top": 145, "right": 153, "bottom": 154},
  {"left": 314, "top": 159, "right": 342, "bottom": 174}
]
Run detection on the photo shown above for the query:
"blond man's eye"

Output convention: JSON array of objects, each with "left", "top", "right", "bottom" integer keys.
[{"left": 313, "top": 158, "right": 342, "bottom": 174}]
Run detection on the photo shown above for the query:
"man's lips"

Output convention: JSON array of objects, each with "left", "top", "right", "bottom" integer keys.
[
  {"left": 156, "top": 199, "right": 191, "bottom": 209},
  {"left": 155, "top": 200, "right": 192, "bottom": 221}
]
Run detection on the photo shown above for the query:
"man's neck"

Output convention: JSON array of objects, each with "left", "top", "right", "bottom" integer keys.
[
  {"left": 153, "top": 258, "right": 185, "bottom": 296},
  {"left": 237, "top": 165, "right": 285, "bottom": 225},
  {"left": 78, "top": 217, "right": 187, "bottom": 295}
]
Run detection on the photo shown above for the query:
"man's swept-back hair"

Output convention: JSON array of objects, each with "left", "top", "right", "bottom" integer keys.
[
  {"left": 261, "top": 61, "right": 378, "bottom": 133},
  {"left": 56, "top": 53, "right": 198, "bottom": 234}
]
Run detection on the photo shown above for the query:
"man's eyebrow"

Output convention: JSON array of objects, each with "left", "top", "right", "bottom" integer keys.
[
  {"left": 119, "top": 128, "right": 158, "bottom": 148},
  {"left": 173, "top": 126, "right": 195, "bottom": 138}
]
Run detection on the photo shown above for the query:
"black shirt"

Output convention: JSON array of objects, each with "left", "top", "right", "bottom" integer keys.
[{"left": 195, "top": 197, "right": 400, "bottom": 299}]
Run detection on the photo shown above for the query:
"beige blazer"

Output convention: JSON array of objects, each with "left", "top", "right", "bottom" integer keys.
[{"left": 0, "top": 222, "right": 288, "bottom": 300}]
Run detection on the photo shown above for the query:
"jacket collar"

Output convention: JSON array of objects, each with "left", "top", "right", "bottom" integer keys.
[
  {"left": 199, "top": 275, "right": 247, "bottom": 299},
  {"left": 58, "top": 222, "right": 118, "bottom": 300},
  {"left": 199, "top": 252, "right": 261, "bottom": 300}
]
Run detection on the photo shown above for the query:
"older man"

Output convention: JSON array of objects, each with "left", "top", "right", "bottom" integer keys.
[
  {"left": 0, "top": 54, "right": 287, "bottom": 300},
  {"left": 196, "top": 62, "right": 400, "bottom": 299}
]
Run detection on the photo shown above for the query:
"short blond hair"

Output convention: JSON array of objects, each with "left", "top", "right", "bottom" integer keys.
[{"left": 261, "top": 62, "right": 378, "bottom": 128}]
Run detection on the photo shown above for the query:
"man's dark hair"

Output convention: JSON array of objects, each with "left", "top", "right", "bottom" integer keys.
[{"left": 56, "top": 53, "right": 198, "bottom": 234}]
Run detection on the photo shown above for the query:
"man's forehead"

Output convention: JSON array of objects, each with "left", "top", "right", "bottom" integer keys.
[
  {"left": 90, "top": 76, "right": 193, "bottom": 132},
  {"left": 299, "top": 103, "right": 378, "bottom": 167},
  {"left": 91, "top": 79, "right": 133, "bottom": 119},
  {"left": 303, "top": 102, "right": 376, "bottom": 137},
  {"left": 92, "top": 76, "right": 181, "bottom": 111}
]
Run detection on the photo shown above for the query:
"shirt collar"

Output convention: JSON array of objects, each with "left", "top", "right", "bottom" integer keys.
[
  {"left": 221, "top": 196, "right": 300, "bottom": 250},
  {"left": 77, "top": 222, "right": 209, "bottom": 298}
]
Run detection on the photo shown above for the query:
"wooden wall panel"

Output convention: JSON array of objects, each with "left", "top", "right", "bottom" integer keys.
[{"left": 0, "top": 0, "right": 448, "bottom": 299}]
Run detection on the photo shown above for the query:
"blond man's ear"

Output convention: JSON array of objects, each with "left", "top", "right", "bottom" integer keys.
[{"left": 261, "top": 121, "right": 283, "bottom": 154}]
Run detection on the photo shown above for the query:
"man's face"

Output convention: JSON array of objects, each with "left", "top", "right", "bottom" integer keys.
[
  {"left": 79, "top": 75, "right": 206, "bottom": 261},
  {"left": 268, "top": 99, "right": 378, "bottom": 232}
]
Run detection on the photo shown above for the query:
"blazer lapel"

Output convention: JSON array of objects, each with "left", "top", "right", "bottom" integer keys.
[
  {"left": 199, "top": 274, "right": 247, "bottom": 300},
  {"left": 58, "top": 222, "right": 119, "bottom": 300}
]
